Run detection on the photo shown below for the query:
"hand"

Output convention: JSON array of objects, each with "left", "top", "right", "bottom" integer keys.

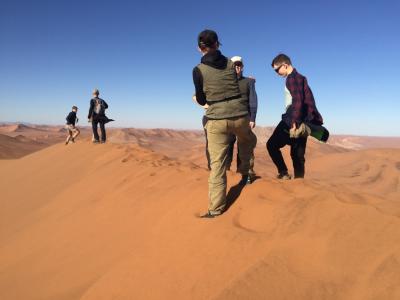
[
  {"left": 193, "top": 94, "right": 209, "bottom": 109},
  {"left": 249, "top": 121, "right": 255, "bottom": 129}
]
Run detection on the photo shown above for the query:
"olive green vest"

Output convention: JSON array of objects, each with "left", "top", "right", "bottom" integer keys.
[{"left": 197, "top": 60, "right": 249, "bottom": 119}]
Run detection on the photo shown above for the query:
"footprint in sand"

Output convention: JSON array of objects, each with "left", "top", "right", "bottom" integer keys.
[{"left": 232, "top": 204, "right": 278, "bottom": 234}]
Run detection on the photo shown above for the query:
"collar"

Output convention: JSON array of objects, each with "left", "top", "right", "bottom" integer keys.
[{"left": 287, "top": 68, "right": 298, "bottom": 78}]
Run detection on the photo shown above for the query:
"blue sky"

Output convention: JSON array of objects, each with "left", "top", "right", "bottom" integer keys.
[{"left": 0, "top": 0, "right": 399, "bottom": 136}]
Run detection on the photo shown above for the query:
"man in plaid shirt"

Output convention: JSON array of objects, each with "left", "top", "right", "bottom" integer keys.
[{"left": 267, "top": 54, "right": 324, "bottom": 179}]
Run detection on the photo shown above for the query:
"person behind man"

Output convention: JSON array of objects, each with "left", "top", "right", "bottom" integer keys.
[
  {"left": 200, "top": 102, "right": 211, "bottom": 170},
  {"left": 193, "top": 29, "right": 254, "bottom": 218},
  {"left": 192, "top": 95, "right": 211, "bottom": 170},
  {"left": 65, "top": 105, "right": 80, "bottom": 145},
  {"left": 88, "top": 89, "right": 109, "bottom": 144},
  {"left": 267, "top": 54, "right": 324, "bottom": 179},
  {"left": 225, "top": 56, "right": 258, "bottom": 180}
]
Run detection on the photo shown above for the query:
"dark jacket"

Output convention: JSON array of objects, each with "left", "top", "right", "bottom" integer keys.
[
  {"left": 283, "top": 68, "right": 323, "bottom": 127},
  {"left": 88, "top": 97, "right": 108, "bottom": 119},
  {"left": 66, "top": 111, "right": 77, "bottom": 125},
  {"left": 237, "top": 76, "right": 258, "bottom": 122}
]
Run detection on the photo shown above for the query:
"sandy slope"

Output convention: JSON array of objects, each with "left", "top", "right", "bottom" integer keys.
[
  {"left": 0, "top": 133, "right": 399, "bottom": 300},
  {"left": 0, "top": 124, "right": 92, "bottom": 158}
]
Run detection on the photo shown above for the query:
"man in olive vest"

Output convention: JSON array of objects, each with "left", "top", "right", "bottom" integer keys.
[
  {"left": 225, "top": 56, "right": 257, "bottom": 180},
  {"left": 193, "top": 29, "right": 254, "bottom": 218}
]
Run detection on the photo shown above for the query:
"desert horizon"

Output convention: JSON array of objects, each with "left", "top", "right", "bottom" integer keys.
[{"left": 1, "top": 122, "right": 399, "bottom": 160}]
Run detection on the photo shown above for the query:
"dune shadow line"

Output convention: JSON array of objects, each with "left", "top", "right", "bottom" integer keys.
[
  {"left": 225, "top": 183, "right": 245, "bottom": 211},
  {"left": 225, "top": 176, "right": 262, "bottom": 212}
]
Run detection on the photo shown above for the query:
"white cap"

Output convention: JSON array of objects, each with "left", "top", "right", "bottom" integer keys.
[{"left": 231, "top": 56, "right": 243, "bottom": 64}]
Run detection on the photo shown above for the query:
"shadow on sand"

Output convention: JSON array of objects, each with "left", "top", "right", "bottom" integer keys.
[{"left": 225, "top": 175, "right": 261, "bottom": 212}]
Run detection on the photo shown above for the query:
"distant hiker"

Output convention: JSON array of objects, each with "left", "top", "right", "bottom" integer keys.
[
  {"left": 193, "top": 29, "right": 254, "bottom": 218},
  {"left": 267, "top": 54, "right": 324, "bottom": 179},
  {"left": 226, "top": 56, "right": 258, "bottom": 180},
  {"left": 65, "top": 106, "right": 80, "bottom": 145},
  {"left": 88, "top": 89, "right": 109, "bottom": 144}
]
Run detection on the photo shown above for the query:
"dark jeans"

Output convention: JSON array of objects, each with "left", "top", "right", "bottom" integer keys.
[
  {"left": 92, "top": 119, "right": 106, "bottom": 142},
  {"left": 266, "top": 121, "right": 307, "bottom": 178}
]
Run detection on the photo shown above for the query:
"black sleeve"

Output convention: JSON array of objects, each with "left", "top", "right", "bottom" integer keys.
[
  {"left": 88, "top": 99, "right": 94, "bottom": 119},
  {"left": 66, "top": 112, "right": 72, "bottom": 123},
  {"left": 103, "top": 100, "right": 108, "bottom": 109},
  {"left": 192, "top": 67, "right": 207, "bottom": 106}
]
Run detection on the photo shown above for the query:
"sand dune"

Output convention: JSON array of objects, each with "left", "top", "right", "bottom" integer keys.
[
  {"left": 328, "top": 135, "right": 400, "bottom": 150},
  {"left": 0, "top": 129, "right": 399, "bottom": 300},
  {"left": 1, "top": 123, "right": 399, "bottom": 159},
  {"left": 0, "top": 123, "right": 50, "bottom": 135},
  {"left": 0, "top": 124, "right": 94, "bottom": 158},
  {"left": 0, "top": 133, "right": 46, "bottom": 159}
]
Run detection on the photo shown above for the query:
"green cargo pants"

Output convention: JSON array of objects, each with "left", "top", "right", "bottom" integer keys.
[{"left": 205, "top": 115, "right": 257, "bottom": 215}]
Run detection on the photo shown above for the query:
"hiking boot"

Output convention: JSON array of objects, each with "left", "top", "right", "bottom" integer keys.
[
  {"left": 93, "top": 140, "right": 100, "bottom": 144},
  {"left": 277, "top": 172, "right": 291, "bottom": 180},
  {"left": 65, "top": 140, "right": 69, "bottom": 145},
  {"left": 200, "top": 211, "right": 220, "bottom": 218}
]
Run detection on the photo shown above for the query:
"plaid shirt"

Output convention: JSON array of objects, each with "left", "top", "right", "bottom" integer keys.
[{"left": 283, "top": 68, "right": 323, "bottom": 127}]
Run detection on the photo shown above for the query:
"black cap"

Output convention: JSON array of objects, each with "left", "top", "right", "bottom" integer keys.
[{"left": 198, "top": 29, "right": 220, "bottom": 49}]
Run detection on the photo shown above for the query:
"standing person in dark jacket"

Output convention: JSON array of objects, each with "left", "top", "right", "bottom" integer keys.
[
  {"left": 65, "top": 106, "right": 80, "bottom": 145},
  {"left": 193, "top": 29, "right": 254, "bottom": 218},
  {"left": 267, "top": 54, "right": 324, "bottom": 179},
  {"left": 225, "top": 56, "right": 258, "bottom": 180},
  {"left": 88, "top": 89, "right": 109, "bottom": 144}
]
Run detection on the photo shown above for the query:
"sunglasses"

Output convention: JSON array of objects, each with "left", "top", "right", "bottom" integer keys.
[{"left": 274, "top": 64, "right": 285, "bottom": 73}]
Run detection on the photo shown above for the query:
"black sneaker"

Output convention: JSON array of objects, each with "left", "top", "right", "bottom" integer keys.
[{"left": 277, "top": 172, "right": 291, "bottom": 180}]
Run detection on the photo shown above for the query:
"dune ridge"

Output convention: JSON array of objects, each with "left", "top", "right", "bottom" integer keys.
[{"left": 0, "top": 133, "right": 399, "bottom": 299}]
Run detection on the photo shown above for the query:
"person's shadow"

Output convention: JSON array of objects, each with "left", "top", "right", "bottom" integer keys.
[{"left": 225, "top": 175, "right": 261, "bottom": 212}]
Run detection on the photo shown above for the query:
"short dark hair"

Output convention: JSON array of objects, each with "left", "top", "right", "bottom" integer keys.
[
  {"left": 198, "top": 29, "right": 220, "bottom": 50},
  {"left": 271, "top": 54, "right": 292, "bottom": 67},
  {"left": 72, "top": 106, "right": 78, "bottom": 110}
]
